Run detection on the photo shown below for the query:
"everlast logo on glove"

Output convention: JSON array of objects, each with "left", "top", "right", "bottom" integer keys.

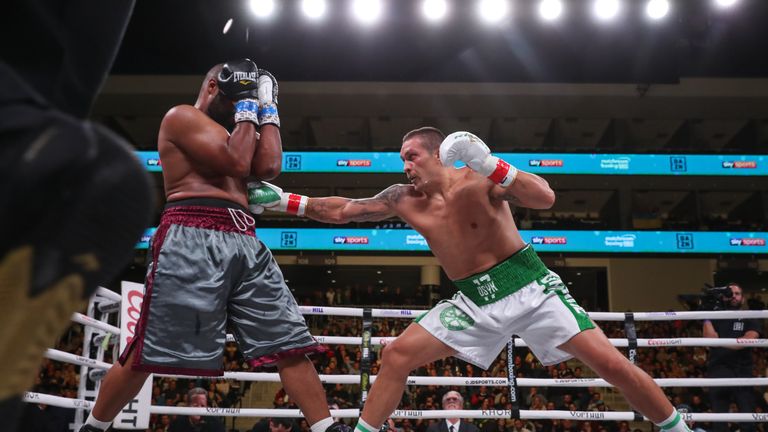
[
  {"left": 217, "top": 59, "right": 260, "bottom": 101},
  {"left": 234, "top": 71, "right": 257, "bottom": 83}
]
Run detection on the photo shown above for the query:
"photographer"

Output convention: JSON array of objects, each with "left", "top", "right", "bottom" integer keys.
[{"left": 702, "top": 283, "right": 761, "bottom": 432}]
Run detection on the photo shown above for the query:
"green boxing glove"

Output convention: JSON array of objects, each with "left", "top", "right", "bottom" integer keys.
[{"left": 247, "top": 181, "right": 308, "bottom": 216}]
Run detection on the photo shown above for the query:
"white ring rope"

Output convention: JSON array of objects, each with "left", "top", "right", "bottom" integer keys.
[
  {"left": 44, "top": 348, "right": 112, "bottom": 370},
  {"left": 69, "top": 302, "right": 768, "bottom": 341},
  {"left": 94, "top": 287, "right": 121, "bottom": 303},
  {"left": 297, "top": 307, "right": 768, "bottom": 322},
  {"left": 153, "top": 372, "right": 768, "bottom": 388},
  {"left": 305, "top": 336, "right": 768, "bottom": 348},
  {"left": 35, "top": 295, "right": 768, "bottom": 424},
  {"left": 20, "top": 392, "right": 768, "bottom": 422},
  {"left": 41, "top": 346, "right": 768, "bottom": 388},
  {"left": 71, "top": 323, "right": 767, "bottom": 349},
  {"left": 70, "top": 312, "right": 120, "bottom": 335}
]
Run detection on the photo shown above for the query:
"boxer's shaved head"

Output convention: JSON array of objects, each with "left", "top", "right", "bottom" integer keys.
[{"left": 403, "top": 127, "right": 445, "bottom": 154}]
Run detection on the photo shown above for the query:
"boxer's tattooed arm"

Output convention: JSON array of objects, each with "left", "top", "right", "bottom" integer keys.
[
  {"left": 499, "top": 189, "right": 524, "bottom": 207},
  {"left": 345, "top": 184, "right": 405, "bottom": 221},
  {"left": 493, "top": 172, "right": 555, "bottom": 210},
  {"left": 305, "top": 184, "right": 405, "bottom": 223}
]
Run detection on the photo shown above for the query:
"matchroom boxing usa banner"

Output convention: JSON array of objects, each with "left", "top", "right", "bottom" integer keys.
[
  {"left": 137, "top": 228, "right": 767, "bottom": 254},
  {"left": 136, "top": 151, "right": 768, "bottom": 176}
]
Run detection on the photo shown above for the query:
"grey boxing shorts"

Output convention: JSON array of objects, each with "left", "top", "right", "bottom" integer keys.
[{"left": 119, "top": 198, "right": 323, "bottom": 376}]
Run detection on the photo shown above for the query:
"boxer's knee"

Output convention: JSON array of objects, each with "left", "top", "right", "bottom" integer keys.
[
  {"left": 593, "top": 353, "right": 636, "bottom": 387},
  {"left": 380, "top": 340, "right": 416, "bottom": 377}
]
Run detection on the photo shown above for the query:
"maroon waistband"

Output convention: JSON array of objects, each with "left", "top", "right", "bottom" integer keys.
[{"left": 160, "top": 205, "right": 256, "bottom": 236}]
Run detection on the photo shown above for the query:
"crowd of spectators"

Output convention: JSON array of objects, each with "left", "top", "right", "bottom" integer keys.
[
  {"left": 293, "top": 285, "right": 432, "bottom": 308},
  {"left": 28, "top": 305, "right": 768, "bottom": 432},
  {"left": 272, "top": 319, "right": 768, "bottom": 432}
]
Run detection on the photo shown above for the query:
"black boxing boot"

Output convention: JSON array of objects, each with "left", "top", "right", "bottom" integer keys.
[
  {"left": 0, "top": 102, "right": 153, "bottom": 417},
  {"left": 326, "top": 422, "right": 354, "bottom": 432}
]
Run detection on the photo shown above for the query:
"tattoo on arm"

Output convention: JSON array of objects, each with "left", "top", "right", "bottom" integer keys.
[
  {"left": 376, "top": 184, "right": 407, "bottom": 204},
  {"left": 310, "top": 199, "right": 333, "bottom": 216},
  {"left": 346, "top": 184, "right": 405, "bottom": 221},
  {"left": 502, "top": 190, "right": 523, "bottom": 206}
]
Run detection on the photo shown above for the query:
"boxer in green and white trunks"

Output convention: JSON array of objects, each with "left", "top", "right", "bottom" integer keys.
[
  {"left": 251, "top": 127, "right": 693, "bottom": 432},
  {"left": 414, "top": 245, "right": 593, "bottom": 369}
]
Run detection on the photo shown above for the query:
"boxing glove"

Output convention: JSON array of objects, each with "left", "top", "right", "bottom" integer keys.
[
  {"left": 257, "top": 69, "right": 280, "bottom": 127},
  {"left": 247, "top": 181, "right": 307, "bottom": 216},
  {"left": 439, "top": 131, "right": 518, "bottom": 187},
  {"left": 217, "top": 59, "right": 260, "bottom": 125}
]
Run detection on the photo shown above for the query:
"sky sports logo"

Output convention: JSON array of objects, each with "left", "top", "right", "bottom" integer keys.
[
  {"left": 337, "top": 159, "right": 372, "bottom": 167},
  {"left": 529, "top": 159, "right": 564, "bottom": 167},
  {"left": 722, "top": 161, "right": 757, "bottom": 169},
  {"left": 729, "top": 238, "right": 766, "bottom": 246},
  {"left": 333, "top": 236, "right": 369, "bottom": 244},
  {"left": 146, "top": 158, "right": 161, "bottom": 167},
  {"left": 531, "top": 236, "right": 567, "bottom": 245}
]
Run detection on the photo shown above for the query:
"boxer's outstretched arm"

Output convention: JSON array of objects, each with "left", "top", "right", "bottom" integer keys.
[
  {"left": 492, "top": 171, "right": 556, "bottom": 209},
  {"left": 306, "top": 184, "right": 406, "bottom": 224}
]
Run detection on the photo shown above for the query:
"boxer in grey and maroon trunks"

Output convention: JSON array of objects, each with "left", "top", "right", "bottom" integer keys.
[
  {"left": 82, "top": 60, "right": 348, "bottom": 432},
  {"left": 120, "top": 198, "right": 323, "bottom": 376}
]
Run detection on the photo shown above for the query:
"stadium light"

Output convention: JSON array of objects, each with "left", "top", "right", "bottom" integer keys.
[
  {"left": 302, "top": 0, "right": 327, "bottom": 20},
  {"left": 249, "top": 0, "right": 275, "bottom": 18},
  {"left": 714, "top": 0, "right": 739, "bottom": 8},
  {"left": 539, "top": 0, "right": 563, "bottom": 21},
  {"left": 646, "top": 0, "right": 669, "bottom": 20},
  {"left": 422, "top": 0, "right": 448, "bottom": 22},
  {"left": 222, "top": 18, "right": 234, "bottom": 34},
  {"left": 352, "top": 0, "right": 383, "bottom": 24},
  {"left": 478, "top": 0, "right": 509, "bottom": 24},
  {"left": 593, "top": 0, "right": 621, "bottom": 21}
]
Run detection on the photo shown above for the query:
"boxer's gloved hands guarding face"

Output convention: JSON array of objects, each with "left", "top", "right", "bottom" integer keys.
[
  {"left": 217, "top": 59, "right": 259, "bottom": 100},
  {"left": 257, "top": 69, "right": 280, "bottom": 127},
  {"left": 247, "top": 181, "right": 307, "bottom": 216},
  {"left": 217, "top": 59, "right": 260, "bottom": 125},
  {"left": 439, "top": 131, "right": 517, "bottom": 187}
]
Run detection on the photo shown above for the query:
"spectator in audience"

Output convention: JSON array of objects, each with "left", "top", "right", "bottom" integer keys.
[
  {"left": 168, "top": 387, "right": 225, "bottom": 432},
  {"left": 587, "top": 392, "right": 604, "bottom": 411},
  {"left": 272, "top": 418, "right": 299, "bottom": 432},
  {"left": 18, "top": 400, "right": 72, "bottom": 432},
  {"left": 703, "top": 282, "right": 761, "bottom": 432},
  {"left": 427, "top": 391, "right": 479, "bottom": 432},
  {"left": 510, "top": 419, "right": 533, "bottom": 432}
]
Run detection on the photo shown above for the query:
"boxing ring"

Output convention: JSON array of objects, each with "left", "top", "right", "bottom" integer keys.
[{"left": 23, "top": 285, "right": 768, "bottom": 430}]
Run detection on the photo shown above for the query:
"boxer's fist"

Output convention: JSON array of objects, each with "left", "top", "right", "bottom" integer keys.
[
  {"left": 218, "top": 59, "right": 260, "bottom": 124},
  {"left": 217, "top": 59, "right": 259, "bottom": 101},
  {"left": 257, "top": 69, "right": 278, "bottom": 106},
  {"left": 257, "top": 69, "right": 280, "bottom": 127},
  {"left": 439, "top": 131, "right": 517, "bottom": 186},
  {"left": 439, "top": 131, "right": 491, "bottom": 169},
  {"left": 247, "top": 181, "right": 307, "bottom": 216}
]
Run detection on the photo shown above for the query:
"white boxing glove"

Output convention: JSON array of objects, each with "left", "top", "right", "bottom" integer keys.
[
  {"left": 257, "top": 69, "right": 280, "bottom": 127},
  {"left": 439, "top": 131, "right": 518, "bottom": 187},
  {"left": 247, "top": 181, "right": 307, "bottom": 216}
]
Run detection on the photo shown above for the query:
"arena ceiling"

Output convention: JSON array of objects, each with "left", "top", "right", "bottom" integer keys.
[
  {"left": 112, "top": 0, "right": 768, "bottom": 82},
  {"left": 96, "top": 0, "right": 768, "bottom": 207},
  {"left": 98, "top": 0, "right": 768, "bottom": 155}
]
